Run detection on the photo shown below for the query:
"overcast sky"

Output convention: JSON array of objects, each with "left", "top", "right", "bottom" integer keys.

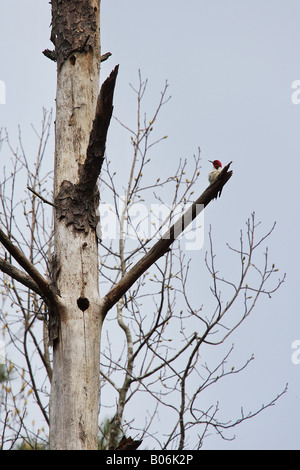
[{"left": 1, "top": 1, "right": 300, "bottom": 450}]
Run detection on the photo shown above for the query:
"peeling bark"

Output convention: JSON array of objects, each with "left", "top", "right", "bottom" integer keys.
[
  {"left": 54, "top": 179, "right": 99, "bottom": 233},
  {"left": 49, "top": 0, "right": 99, "bottom": 70}
]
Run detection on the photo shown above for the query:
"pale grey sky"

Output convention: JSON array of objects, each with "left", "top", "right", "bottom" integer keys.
[{"left": 1, "top": 1, "right": 300, "bottom": 449}]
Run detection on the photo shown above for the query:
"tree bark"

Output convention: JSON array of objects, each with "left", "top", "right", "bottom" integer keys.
[{"left": 48, "top": 0, "right": 112, "bottom": 450}]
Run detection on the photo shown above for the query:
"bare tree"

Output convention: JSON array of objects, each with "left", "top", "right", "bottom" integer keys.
[{"left": 0, "top": 1, "right": 286, "bottom": 450}]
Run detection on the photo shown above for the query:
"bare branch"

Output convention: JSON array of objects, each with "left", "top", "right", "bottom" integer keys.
[
  {"left": 0, "top": 256, "right": 42, "bottom": 296},
  {"left": 102, "top": 162, "right": 233, "bottom": 313},
  {"left": 101, "top": 52, "right": 112, "bottom": 63},
  {"left": 27, "top": 186, "right": 56, "bottom": 208},
  {"left": 0, "top": 228, "right": 59, "bottom": 312}
]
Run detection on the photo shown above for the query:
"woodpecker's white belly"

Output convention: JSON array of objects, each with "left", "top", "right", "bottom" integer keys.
[{"left": 208, "top": 167, "right": 222, "bottom": 184}]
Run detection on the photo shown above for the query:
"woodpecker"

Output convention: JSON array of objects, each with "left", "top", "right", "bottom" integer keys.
[{"left": 208, "top": 160, "right": 222, "bottom": 184}]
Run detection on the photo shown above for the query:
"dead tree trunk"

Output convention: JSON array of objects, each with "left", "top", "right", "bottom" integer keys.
[{"left": 47, "top": 0, "right": 117, "bottom": 450}]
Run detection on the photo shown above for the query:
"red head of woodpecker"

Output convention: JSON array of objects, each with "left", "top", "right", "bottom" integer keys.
[{"left": 208, "top": 160, "right": 222, "bottom": 184}]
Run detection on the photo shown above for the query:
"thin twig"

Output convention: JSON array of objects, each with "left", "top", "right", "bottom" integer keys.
[{"left": 27, "top": 186, "right": 57, "bottom": 208}]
